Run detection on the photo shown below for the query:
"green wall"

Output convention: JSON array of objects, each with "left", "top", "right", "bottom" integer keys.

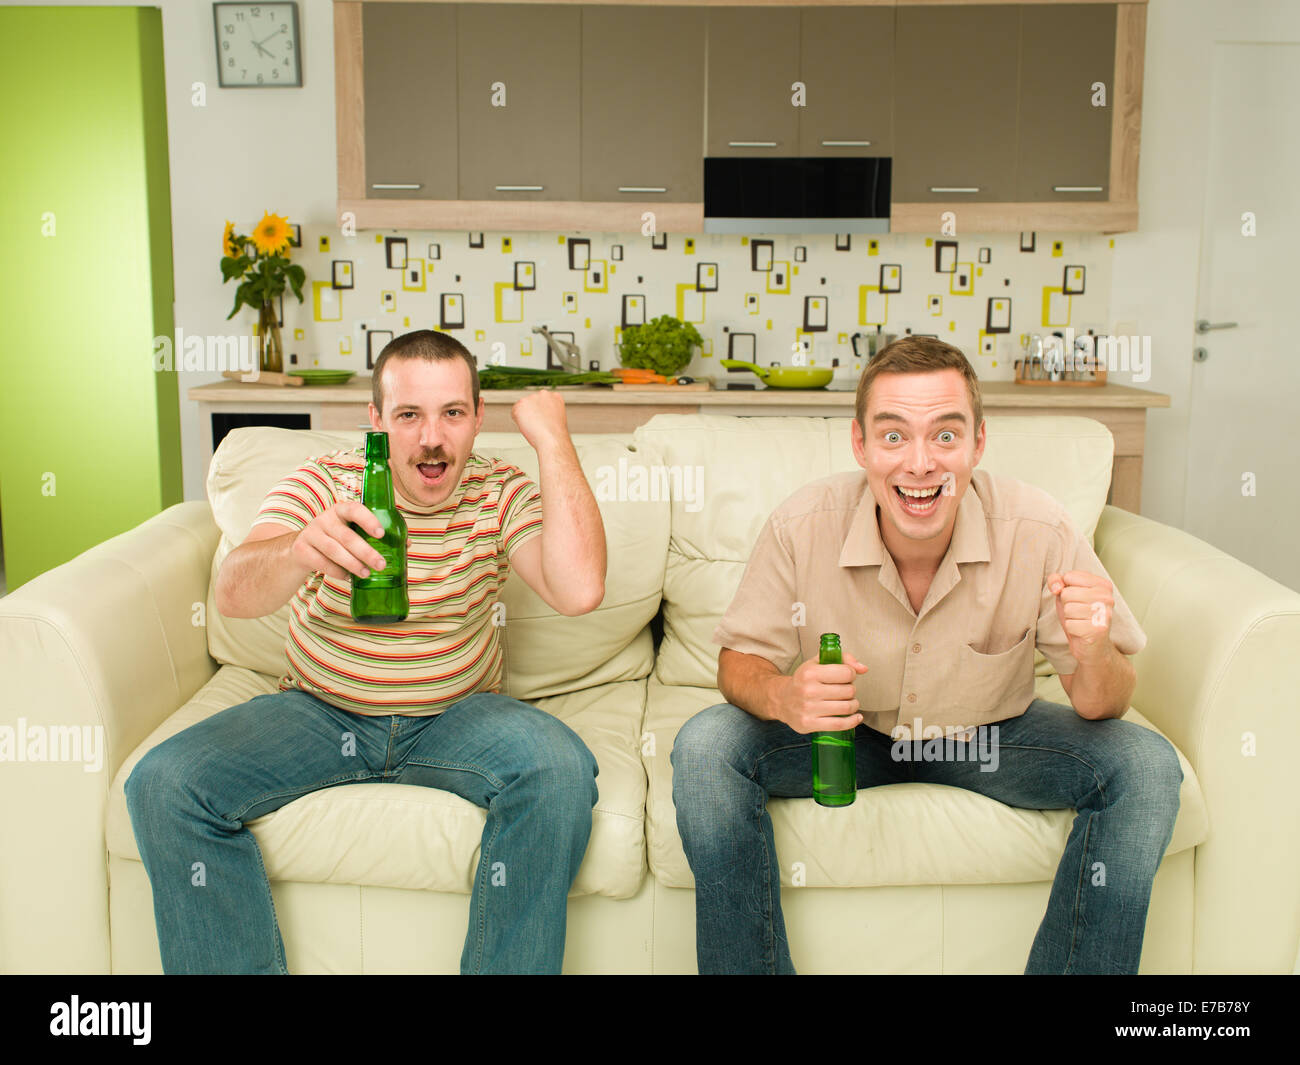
[{"left": 0, "top": 6, "right": 181, "bottom": 592}]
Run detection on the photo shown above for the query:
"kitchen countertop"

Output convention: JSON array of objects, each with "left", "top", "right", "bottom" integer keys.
[{"left": 188, "top": 377, "right": 1170, "bottom": 409}]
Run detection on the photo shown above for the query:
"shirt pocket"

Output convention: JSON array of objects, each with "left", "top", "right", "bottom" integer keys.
[{"left": 951, "top": 627, "right": 1036, "bottom": 725}]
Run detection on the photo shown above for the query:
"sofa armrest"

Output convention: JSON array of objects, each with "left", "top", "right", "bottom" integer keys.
[
  {"left": 1094, "top": 504, "right": 1300, "bottom": 973},
  {"left": 0, "top": 501, "right": 220, "bottom": 972}
]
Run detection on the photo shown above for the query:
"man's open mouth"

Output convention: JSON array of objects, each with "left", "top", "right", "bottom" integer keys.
[
  {"left": 894, "top": 483, "right": 942, "bottom": 515},
  {"left": 416, "top": 461, "right": 449, "bottom": 485}
]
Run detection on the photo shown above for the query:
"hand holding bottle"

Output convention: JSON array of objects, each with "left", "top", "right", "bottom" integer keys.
[
  {"left": 291, "top": 502, "right": 388, "bottom": 582},
  {"left": 776, "top": 650, "right": 869, "bottom": 735}
]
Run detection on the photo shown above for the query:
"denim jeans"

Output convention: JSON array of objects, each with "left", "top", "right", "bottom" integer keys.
[
  {"left": 124, "top": 688, "right": 599, "bottom": 974},
  {"left": 670, "top": 697, "right": 1183, "bottom": 974}
]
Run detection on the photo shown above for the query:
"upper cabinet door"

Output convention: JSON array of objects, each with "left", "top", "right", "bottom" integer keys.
[
  {"left": 362, "top": 3, "right": 459, "bottom": 200},
  {"left": 457, "top": 4, "right": 581, "bottom": 200},
  {"left": 706, "top": 7, "right": 801, "bottom": 157},
  {"left": 581, "top": 6, "right": 706, "bottom": 201},
  {"left": 893, "top": 5, "right": 1021, "bottom": 202},
  {"left": 1016, "top": 3, "right": 1115, "bottom": 201},
  {"left": 797, "top": 6, "right": 894, "bottom": 158}
]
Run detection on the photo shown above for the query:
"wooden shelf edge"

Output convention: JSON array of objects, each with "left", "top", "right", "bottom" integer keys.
[
  {"left": 339, "top": 199, "right": 706, "bottom": 233},
  {"left": 890, "top": 200, "right": 1138, "bottom": 234}
]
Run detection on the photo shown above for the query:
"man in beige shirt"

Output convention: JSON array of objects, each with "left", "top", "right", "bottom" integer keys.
[{"left": 671, "top": 336, "right": 1183, "bottom": 975}]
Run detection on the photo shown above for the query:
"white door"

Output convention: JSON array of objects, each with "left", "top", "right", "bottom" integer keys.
[{"left": 1186, "top": 43, "right": 1300, "bottom": 591}]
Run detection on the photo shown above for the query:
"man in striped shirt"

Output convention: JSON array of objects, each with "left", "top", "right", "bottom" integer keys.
[{"left": 125, "top": 329, "right": 607, "bottom": 974}]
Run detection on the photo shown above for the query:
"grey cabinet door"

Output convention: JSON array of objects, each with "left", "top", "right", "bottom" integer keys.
[
  {"left": 706, "top": 6, "right": 801, "bottom": 157},
  {"left": 1016, "top": 3, "right": 1115, "bottom": 201},
  {"left": 797, "top": 5, "right": 894, "bottom": 158},
  {"left": 362, "top": 2, "right": 458, "bottom": 201},
  {"left": 581, "top": 6, "right": 706, "bottom": 201},
  {"left": 893, "top": 4, "right": 1021, "bottom": 202},
  {"left": 457, "top": 4, "right": 581, "bottom": 200}
]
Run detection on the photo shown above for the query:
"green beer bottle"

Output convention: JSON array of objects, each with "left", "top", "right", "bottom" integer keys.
[
  {"left": 812, "top": 632, "right": 857, "bottom": 807},
  {"left": 349, "top": 431, "right": 408, "bottom": 623}
]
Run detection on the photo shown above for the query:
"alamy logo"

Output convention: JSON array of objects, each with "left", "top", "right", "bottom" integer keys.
[
  {"left": 593, "top": 457, "right": 705, "bottom": 513},
  {"left": 49, "top": 997, "right": 151, "bottom": 1045},
  {"left": 0, "top": 719, "right": 104, "bottom": 772},
  {"left": 152, "top": 327, "right": 258, "bottom": 376}
]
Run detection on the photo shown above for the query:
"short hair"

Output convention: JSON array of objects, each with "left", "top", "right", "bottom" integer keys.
[
  {"left": 854, "top": 336, "right": 984, "bottom": 438},
  {"left": 371, "top": 329, "right": 479, "bottom": 414}
]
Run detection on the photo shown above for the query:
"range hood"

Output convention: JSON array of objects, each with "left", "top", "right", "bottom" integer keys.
[{"left": 703, "top": 156, "right": 892, "bottom": 234}]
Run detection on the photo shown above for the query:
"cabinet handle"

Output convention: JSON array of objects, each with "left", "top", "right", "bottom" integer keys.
[
  {"left": 929, "top": 187, "right": 980, "bottom": 193},
  {"left": 371, "top": 183, "right": 422, "bottom": 190},
  {"left": 728, "top": 141, "right": 777, "bottom": 148},
  {"left": 617, "top": 186, "right": 667, "bottom": 194},
  {"left": 1053, "top": 185, "right": 1104, "bottom": 193},
  {"left": 821, "top": 140, "right": 872, "bottom": 147},
  {"left": 494, "top": 185, "right": 545, "bottom": 192}
]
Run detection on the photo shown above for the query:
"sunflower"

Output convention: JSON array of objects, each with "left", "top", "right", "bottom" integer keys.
[
  {"left": 222, "top": 220, "right": 242, "bottom": 259},
  {"left": 250, "top": 211, "right": 292, "bottom": 256}
]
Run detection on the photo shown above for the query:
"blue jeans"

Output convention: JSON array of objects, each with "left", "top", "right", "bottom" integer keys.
[
  {"left": 670, "top": 697, "right": 1183, "bottom": 974},
  {"left": 124, "top": 688, "right": 599, "bottom": 974}
]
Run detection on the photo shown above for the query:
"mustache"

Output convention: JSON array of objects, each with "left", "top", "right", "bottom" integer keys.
[{"left": 412, "top": 453, "right": 452, "bottom": 464}]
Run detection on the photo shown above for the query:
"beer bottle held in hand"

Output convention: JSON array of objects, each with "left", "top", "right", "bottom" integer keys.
[
  {"left": 812, "top": 632, "right": 857, "bottom": 807},
  {"left": 349, "top": 431, "right": 408, "bottom": 623}
]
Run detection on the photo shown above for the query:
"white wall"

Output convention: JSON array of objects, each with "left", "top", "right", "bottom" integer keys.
[{"left": 1109, "top": 0, "right": 1300, "bottom": 529}]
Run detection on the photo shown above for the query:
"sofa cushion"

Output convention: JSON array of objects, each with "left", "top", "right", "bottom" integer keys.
[
  {"left": 632, "top": 414, "right": 1117, "bottom": 689},
  {"left": 643, "top": 673, "right": 1211, "bottom": 890},
  {"left": 107, "top": 665, "right": 647, "bottom": 898},
  {"left": 204, "top": 426, "right": 670, "bottom": 700}
]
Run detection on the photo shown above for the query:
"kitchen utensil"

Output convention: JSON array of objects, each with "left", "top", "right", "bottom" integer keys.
[
  {"left": 850, "top": 329, "right": 897, "bottom": 362},
  {"left": 532, "top": 325, "right": 582, "bottom": 372},
  {"left": 719, "top": 359, "right": 833, "bottom": 389},
  {"left": 286, "top": 369, "right": 357, "bottom": 385}
]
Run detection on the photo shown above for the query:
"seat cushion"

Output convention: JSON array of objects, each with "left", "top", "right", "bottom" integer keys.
[
  {"left": 643, "top": 672, "right": 1210, "bottom": 889},
  {"left": 632, "top": 414, "right": 1117, "bottom": 690},
  {"left": 203, "top": 426, "right": 670, "bottom": 700},
  {"left": 107, "top": 665, "right": 647, "bottom": 899}
]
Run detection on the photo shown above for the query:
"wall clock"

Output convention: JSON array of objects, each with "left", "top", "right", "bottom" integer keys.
[{"left": 213, "top": 3, "right": 302, "bottom": 88}]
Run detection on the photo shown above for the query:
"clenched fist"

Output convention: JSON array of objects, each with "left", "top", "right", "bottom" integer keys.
[
  {"left": 1047, "top": 569, "right": 1114, "bottom": 664},
  {"left": 511, "top": 389, "right": 571, "bottom": 452}
]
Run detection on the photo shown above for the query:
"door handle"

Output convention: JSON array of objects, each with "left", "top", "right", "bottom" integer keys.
[{"left": 1196, "top": 319, "right": 1238, "bottom": 333}]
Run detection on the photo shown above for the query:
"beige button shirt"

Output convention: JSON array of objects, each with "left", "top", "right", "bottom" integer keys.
[{"left": 712, "top": 468, "right": 1146, "bottom": 739}]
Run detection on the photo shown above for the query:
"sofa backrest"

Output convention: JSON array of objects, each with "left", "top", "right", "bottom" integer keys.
[
  {"left": 630, "top": 414, "right": 1116, "bottom": 688},
  {"left": 203, "top": 426, "right": 669, "bottom": 700}
]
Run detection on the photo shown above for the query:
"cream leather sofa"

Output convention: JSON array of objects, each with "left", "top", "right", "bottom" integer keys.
[{"left": 2, "top": 414, "right": 1297, "bottom": 974}]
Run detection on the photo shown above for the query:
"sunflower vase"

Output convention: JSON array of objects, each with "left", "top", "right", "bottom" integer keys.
[{"left": 256, "top": 300, "right": 284, "bottom": 374}]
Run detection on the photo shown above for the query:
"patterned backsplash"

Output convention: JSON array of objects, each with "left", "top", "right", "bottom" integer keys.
[{"left": 263, "top": 226, "right": 1113, "bottom": 383}]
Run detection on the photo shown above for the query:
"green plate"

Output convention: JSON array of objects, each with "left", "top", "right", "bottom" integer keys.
[{"left": 287, "top": 370, "right": 356, "bottom": 385}]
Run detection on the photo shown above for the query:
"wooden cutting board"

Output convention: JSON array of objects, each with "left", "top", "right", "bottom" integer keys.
[{"left": 608, "top": 381, "right": 711, "bottom": 391}]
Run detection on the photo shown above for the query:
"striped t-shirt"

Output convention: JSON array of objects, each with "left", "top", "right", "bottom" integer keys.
[{"left": 251, "top": 447, "right": 543, "bottom": 716}]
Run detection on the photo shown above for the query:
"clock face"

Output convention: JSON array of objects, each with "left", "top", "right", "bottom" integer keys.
[{"left": 213, "top": 3, "right": 301, "bottom": 88}]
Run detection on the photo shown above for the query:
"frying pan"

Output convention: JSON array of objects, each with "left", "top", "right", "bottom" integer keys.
[{"left": 719, "top": 359, "right": 833, "bottom": 390}]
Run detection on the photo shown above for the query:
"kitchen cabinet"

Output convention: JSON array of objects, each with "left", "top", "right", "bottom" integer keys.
[
  {"left": 893, "top": 4, "right": 1021, "bottom": 204},
  {"left": 456, "top": 4, "right": 581, "bottom": 201},
  {"left": 797, "top": 5, "right": 894, "bottom": 158},
  {"left": 581, "top": 6, "right": 706, "bottom": 202},
  {"left": 361, "top": 2, "right": 458, "bottom": 201},
  {"left": 705, "top": 7, "right": 800, "bottom": 158},
  {"left": 336, "top": 1, "right": 1148, "bottom": 235},
  {"left": 708, "top": 5, "right": 894, "bottom": 161},
  {"left": 1016, "top": 3, "right": 1116, "bottom": 201}
]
